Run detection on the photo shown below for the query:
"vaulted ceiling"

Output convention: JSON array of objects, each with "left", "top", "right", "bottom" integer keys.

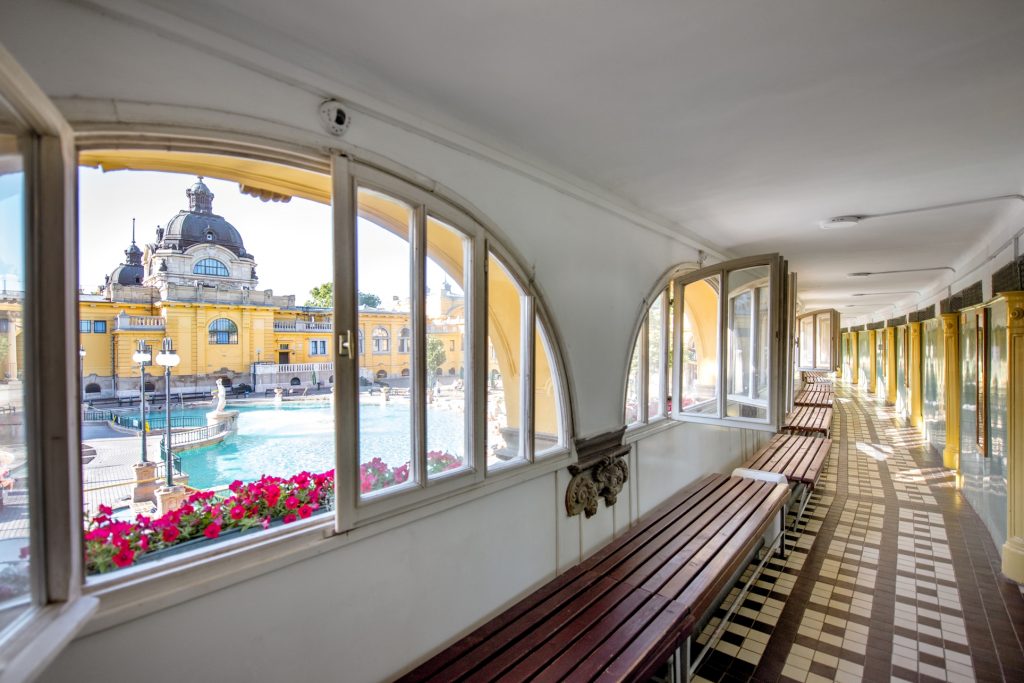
[{"left": 145, "top": 0, "right": 1024, "bottom": 320}]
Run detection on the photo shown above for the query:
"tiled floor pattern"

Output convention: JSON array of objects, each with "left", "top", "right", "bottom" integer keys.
[{"left": 687, "top": 383, "right": 1024, "bottom": 682}]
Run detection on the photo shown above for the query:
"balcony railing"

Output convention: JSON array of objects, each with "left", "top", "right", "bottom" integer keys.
[
  {"left": 254, "top": 362, "right": 334, "bottom": 375},
  {"left": 273, "top": 320, "right": 333, "bottom": 332},
  {"left": 115, "top": 314, "right": 165, "bottom": 331}
]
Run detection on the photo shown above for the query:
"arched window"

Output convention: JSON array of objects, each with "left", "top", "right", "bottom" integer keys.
[
  {"left": 448, "top": 368, "right": 456, "bottom": 376},
  {"left": 400, "top": 368, "right": 410, "bottom": 377},
  {"left": 399, "top": 327, "right": 411, "bottom": 353},
  {"left": 84, "top": 383, "right": 101, "bottom": 394},
  {"left": 372, "top": 326, "right": 390, "bottom": 353},
  {"left": 208, "top": 318, "right": 238, "bottom": 344},
  {"left": 193, "top": 258, "right": 229, "bottom": 276},
  {"left": 290, "top": 377, "right": 301, "bottom": 386},
  {"left": 376, "top": 369, "right": 388, "bottom": 379}
]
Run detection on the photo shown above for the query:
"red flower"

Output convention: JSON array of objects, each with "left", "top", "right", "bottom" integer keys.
[
  {"left": 162, "top": 527, "right": 180, "bottom": 543},
  {"left": 98, "top": 504, "right": 113, "bottom": 516},
  {"left": 282, "top": 513, "right": 297, "bottom": 524},
  {"left": 112, "top": 545, "right": 135, "bottom": 568},
  {"left": 298, "top": 504, "right": 312, "bottom": 519},
  {"left": 229, "top": 505, "right": 246, "bottom": 521},
  {"left": 203, "top": 523, "right": 221, "bottom": 540},
  {"left": 284, "top": 495, "right": 300, "bottom": 510}
]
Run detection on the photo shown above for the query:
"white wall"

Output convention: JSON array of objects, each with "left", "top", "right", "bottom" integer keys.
[{"left": 2, "top": 2, "right": 776, "bottom": 681}]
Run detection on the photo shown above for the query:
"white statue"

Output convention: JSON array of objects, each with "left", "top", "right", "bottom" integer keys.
[
  {"left": 273, "top": 387, "right": 284, "bottom": 407},
  {"left": 214, "top": 378, "right": 228, "bottom": 413}
]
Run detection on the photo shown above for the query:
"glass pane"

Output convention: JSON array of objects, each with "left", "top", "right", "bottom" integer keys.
[
  {"left": 681, "top": 275, "right": 719, "bottom": 415},
  {"left": 78, "top": 161, "right": 335, "bottom": 576},
  {"left": 625, "top": 335, "right": 641, "bottom": 424},
  {"left": 726, "top": 266, "right": 770, "bottom": 420},
  {"left": 816, "top": 314, "right": 831, "bottom": 368},
  {"left": 799, "top": 315, "right": 814, "bottom": 367},
  {"left": 0, "top": 127, "right": 31, "bottom": 625},
  {"left": 646, "top": 293, "right": 664, "bottom": 419},
  {"left": 357, "top": 188, "right": 414, "bottom": 495},
  {"left": 534, "top": 318, "right": 563, "bottom": 456},
  {"left": 425, "top": 217, "right": 468, "bottom": 478},
  {"left": 487, "top": 254, "right": 524, "bottom": 467}
]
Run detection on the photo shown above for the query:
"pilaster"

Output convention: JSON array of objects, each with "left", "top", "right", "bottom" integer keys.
[
  {"left": 886, "top": 326, "right": 897, "bottom": 406},
  {"left": 850, "top": 331, "right": 859, "bottom": 385},
  {"left": 836, "top": 333, "right": 844, "bottom": 379},
  {"left": 909, "top": 321, "right": 923, "bottom": 428},
  {"left": 941, "top": 313, "right": 960, "bottom": 470},
  {"left": 1001, "top": 293, "right": 1024, "bottom": 583},
  {"left": 868, "top": 330, "right": 877, "bottom": 394}
]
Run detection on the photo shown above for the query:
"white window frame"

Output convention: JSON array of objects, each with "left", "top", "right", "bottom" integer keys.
[
  {"left": 624, "top": 286, "right": 671, "bottom": 428},
  {"left": 796, "top": 308, "right": 839, "bottom": 371}
]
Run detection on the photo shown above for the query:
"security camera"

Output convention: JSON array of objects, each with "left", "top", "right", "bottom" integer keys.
[{"left": 319, "top": 100, "right": 350, "bottom": 136}]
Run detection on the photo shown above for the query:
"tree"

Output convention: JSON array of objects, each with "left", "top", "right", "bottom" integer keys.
[
  {"left": 303, "top": 283, "right": 382, "bottom": 310},
  {"left": 427, "top": 337, "right": 447, "bottom": 378}
]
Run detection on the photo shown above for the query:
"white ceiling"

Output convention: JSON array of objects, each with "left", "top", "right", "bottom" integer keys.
[{"left": 146, "top": 0, "right": 1024, "bottom": 319}]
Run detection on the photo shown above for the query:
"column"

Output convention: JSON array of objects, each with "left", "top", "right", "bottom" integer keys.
[
  {"left": 886, "top": 326, "right": 897, "bottom": 406},
  {"left": 836, "top": 333, "right": 844, "bottom": 379},
  {"left": 909, "top": 321, "right": 923, "bottom": 428},
  {"left": 868, "top": 329, "right": 877, "bottom": 394},
  {"left": 850, "top": 331, "right": 859, "bottom": 385},
  {"left": 941, "top": 313, "right": 960, "bottom": 470},
  {"left": 1002, "top": 293, "right": 1024, "bottom": 583}
]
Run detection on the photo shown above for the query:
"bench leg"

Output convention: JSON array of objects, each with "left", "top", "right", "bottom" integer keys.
[{"left": 792, "top": 485, "right": 813, "bottom": 533}]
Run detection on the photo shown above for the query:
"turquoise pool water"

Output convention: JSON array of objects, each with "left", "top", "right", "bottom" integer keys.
[{"left": 175, "top": 402, "right": 465, "bottom": 489}]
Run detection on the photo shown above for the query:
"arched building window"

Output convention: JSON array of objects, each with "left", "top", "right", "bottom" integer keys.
[
  {"left": 208, "top": 318, "right": 238, "bottom": 344},
  {"left": 193, "top": 258, "right": 229, "bottom": 276},
  {"left": 399, "top": 327, "right": 411, "bottom": 353},
  {"left": 372, "top": 326, "right": 390, "bottom": 353},
  {"left": 84, "top": 383, "right": 101, "bottom": 394}
]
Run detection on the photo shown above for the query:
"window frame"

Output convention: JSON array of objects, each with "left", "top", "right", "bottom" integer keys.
[
  {"left": 207, "top": 317, "right": 238, "bottom": 345},
  {"left": 192, "top": 257, "right": 230, "bottom": 277},
  {"left": 624, "top": 286, "right": 672, "bottom": 429},
  {"left": 91, "top": 320, "right": 106, "bottom": 334},
  {"left": 671, "top": 254, "right": 786, "bottom": 432}
]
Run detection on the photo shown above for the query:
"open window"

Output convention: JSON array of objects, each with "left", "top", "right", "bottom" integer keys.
[
  {"left": 673, "top": 255, "right": 786, "bottom": 430},
  {"left": 796, "top": 309, "right": 839, "bottom": 371},
  {"left": 625, "top": 287, "right": 671, "bottom": 427}
]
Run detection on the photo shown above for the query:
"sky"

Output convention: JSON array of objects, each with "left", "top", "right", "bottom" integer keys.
[
  {"left": 78, "top": 167, "right": 463, "bottom": 304},
  {"left": 0, "top": 171, "right": 24, "bottom": 292}
]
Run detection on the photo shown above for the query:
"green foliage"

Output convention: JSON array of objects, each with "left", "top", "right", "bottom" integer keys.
[
  {"left": 427, "top": 337, "right": 446, "bottom": 377},
  {"left": 303, "top": 283, "right": 382, "bottom": 310}
]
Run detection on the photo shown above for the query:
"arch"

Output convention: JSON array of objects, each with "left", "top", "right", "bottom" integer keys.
[
  {"left": 208, "top": 318, "right": 238, "bottom": 344},
  {"left": 84, "top": 383, "right": 101, "bottom": 394},
  {"left": 290, "top": 377, "right": 301, "bottom": 386},
  {"left": 218, "top": 375, "right": 232, "bottom": 387},
  {"left": 400, "top": 368, "right": 410, "bottom": 377},
  {"left": 375, "top": 369, "right": 388, "bottom": 379},
  {"left": 372, "top": 326, "right": 390, "bottom": 353},
  {"left": 448, "top": 368, "right": 456, "bottom": 376},
  {"left": 193, "top": 258, "right": 230, "bottom": 276},
  {"left": 143, "top": 381, "right": 155, "bottom": 392}
]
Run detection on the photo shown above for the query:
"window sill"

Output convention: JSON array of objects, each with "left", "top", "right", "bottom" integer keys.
[
  {"left": 623, "top": 417, "right": 681, "bottom": 444},
  {"left": 81, "top": 449, "right": 571, "bottom": 637}
]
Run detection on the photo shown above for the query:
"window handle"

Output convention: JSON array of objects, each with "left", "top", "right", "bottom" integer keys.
[{"left": 338, "top": 330, "right": 354, "bottom": 359}]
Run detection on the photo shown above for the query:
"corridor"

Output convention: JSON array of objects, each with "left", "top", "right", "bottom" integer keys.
[{"left": 692, "top": 382, "right": 1024, "bottom": 683}]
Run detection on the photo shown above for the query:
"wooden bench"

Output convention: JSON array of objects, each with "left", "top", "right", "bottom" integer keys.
[
  {"left": 781, "top": 405, "right": 833, "bottom": 437},
  {"left": 742, "top": 433, "right": 831, "bottom": 528},
  {"left": 398, "top": 473, "right": 789, "bottom": 682},
  {"left": 794, "top": 388, "right": 834, "bottom": 408},
  {"left": 800, "top": 370, "right": 831, "bottom": 385}
]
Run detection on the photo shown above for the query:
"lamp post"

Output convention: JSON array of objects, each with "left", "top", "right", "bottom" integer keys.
[
  {"left": 78, "top": 346, "right": 86, "bottom": 403},
  {"left": 155, "top": 337, "right": 180, "bottom": 486},
  {"left": 132, "top": 340, "right": 152, "bottom": 463}
]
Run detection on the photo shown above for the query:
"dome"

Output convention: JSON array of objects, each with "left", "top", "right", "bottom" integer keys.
[
  {"left": 105, "top": 220, "right": 145, "bottom": 287},
  {"left": 158, "top": 177, "right": 252, "bottom": 258}
]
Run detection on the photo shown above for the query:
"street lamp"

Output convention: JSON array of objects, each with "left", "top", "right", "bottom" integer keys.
[
  {"left": 78, "top": 346, "right": 86, "bottom": 403},
  {"left": 154, "top": 337, "right": 180, "bottom": 486},
  {"left": 132, "top": 340, "right": 152, "bottom": 463}
]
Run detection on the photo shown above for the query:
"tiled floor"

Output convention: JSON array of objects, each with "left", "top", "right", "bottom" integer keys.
[{"left": 689, "top": 382, "right": 1024, "bottom": 682}]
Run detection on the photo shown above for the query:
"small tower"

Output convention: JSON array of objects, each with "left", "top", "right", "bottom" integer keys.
[{"left": 186, "top": 177, "right": 215, "bottom": 214}]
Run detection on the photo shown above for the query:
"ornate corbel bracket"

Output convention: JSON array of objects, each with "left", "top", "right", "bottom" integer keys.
[{"left": 565, "top": 427, "right": 630, "bottom": 518}]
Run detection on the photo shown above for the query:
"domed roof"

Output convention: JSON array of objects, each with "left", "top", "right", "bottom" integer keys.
[
  {"left": 158, "top": 177, "right": 251, "bottom": 258},
  {"left": 106, "top": 220, "right": 145, "bottom": 286}
]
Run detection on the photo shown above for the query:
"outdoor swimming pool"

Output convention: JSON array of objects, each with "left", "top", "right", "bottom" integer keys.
[{"left": 175, "top": 402, "right": 466, "bottom": 489}]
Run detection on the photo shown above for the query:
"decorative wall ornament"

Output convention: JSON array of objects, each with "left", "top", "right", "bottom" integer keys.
[{"left": 565, "top": 427, "right": 630, "bottom": 518}]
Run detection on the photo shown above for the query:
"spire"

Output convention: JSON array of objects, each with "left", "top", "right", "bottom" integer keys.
[
  {"left": 186, "top": 176, "right": 215, "bottom": 214},
  {"left": 124, "top": 218, "right": 142, "bottom": 266}
]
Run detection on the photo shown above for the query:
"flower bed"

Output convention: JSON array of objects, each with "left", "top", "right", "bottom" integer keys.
[
  {"left": 84, "top": 451, "right": 464, "bottom": 574},
  {"left": 84, "top": 470, "right": 334, "bottom": 574}
]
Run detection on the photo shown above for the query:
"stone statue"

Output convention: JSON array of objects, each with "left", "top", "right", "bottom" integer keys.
[{"left": 214, "top": 378, "right": 228, "bottom": 412}]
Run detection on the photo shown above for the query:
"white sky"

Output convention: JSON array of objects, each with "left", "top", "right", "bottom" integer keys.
[{"left": 78, "top": 168, "right": 463, "bottom": 305}]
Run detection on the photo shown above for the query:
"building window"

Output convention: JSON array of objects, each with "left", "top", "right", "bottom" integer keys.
[
  {"left": 0, "top": 318, "right": 9, "bottom": 333},
  {"left": 79, "top": 320, "right": 91, "bottom": 333},
  {"left": 208, "top": 318, "right": 238, "bottom": 344},
  {"left": 92, "top": 320, "right": 107, "bottom": 334},
  {"left": 193, "top": 258, "right": 229, "bottom": 276},
  {"left": 310, "top": 339, "right": 327, "bottom": 356},
  {"left": 85, "top": 383, "right": 101, "bottom": 394},
  {"left": 358, "top": 329, "right": 364, "bottom": 354},
  {"left": 372, "top": 326, "right": 390, "bottom": 353},
  {"left": 399, "top": 327, "right": 410, "bottom": 353},
  {"left": 449, "top": 339, "right": 455, "bottom": 352},
  {"left": 625, "top": 288, "right": 671, "bottom": 426},
  {"left": 401, "top": 368, "right": 410, "bottom": 377},
  {"left": 796, "top": 309, "right": 837, "bottom": 370}
]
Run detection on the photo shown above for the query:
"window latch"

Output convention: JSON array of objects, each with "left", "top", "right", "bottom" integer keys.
[{"left": 338, "top": 330, "right": 354, "bottom": 359}]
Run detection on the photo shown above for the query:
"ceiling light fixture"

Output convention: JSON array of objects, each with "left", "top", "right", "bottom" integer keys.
[
  {"left": 851, "top": 291, "right": 920, "bottom": 297},
  {"left": 820, "top": 193, "right": 1024, "bottom": 231},
  {"left": 847, "top": 266, "right": 955, "bottom": 277}
]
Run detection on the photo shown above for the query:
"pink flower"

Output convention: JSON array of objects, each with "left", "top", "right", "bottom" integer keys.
[
  {"left": 229, "top": 505, "right": 246, "bottom": 521},
  {"left": 98, "top": 504, "right": 113, "bottom": 516},
  {"left": 282, "top": 513, "right": 297, "bottom": 524},
  {"left": 112, "top": 545, "right": 135, "bottom": 568},
  {"left": 285, "top": 495, "right": 300, "bottom": 510},
  {"left": 139, "top": 535, "right": 150, "bottom": 551},
  {"left": 162, "top": 527, "right": 180, "bottom": 543},
  {"left": 261, "top": 517, "right": 271, "bottom": 530},
  {"left": 298, "top": 504, "right": 312, "bottom": 519},
  {"left": 203, "top": 523, "right": 221, "bottom": 540}
]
